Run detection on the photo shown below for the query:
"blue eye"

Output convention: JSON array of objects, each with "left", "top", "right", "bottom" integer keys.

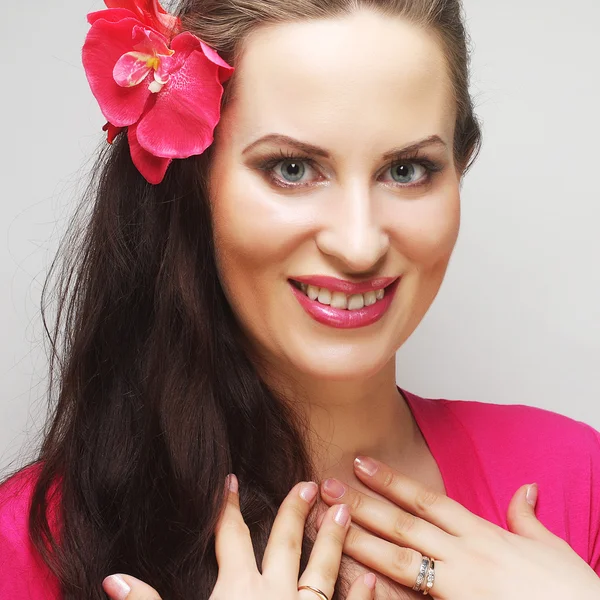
[
  {"left": 390, "top": 162, "right": 425, "bottom": 184},
  {"left": 255, "top": 151, "right": 440, "bottom": 190},
  {"left": 277, "top": 159, "right": 306, "bottom": 182}
]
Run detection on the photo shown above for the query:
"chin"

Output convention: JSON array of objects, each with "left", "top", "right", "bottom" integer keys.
[{"left": 283, "top": 341, "right": 395, "bottom": 382}]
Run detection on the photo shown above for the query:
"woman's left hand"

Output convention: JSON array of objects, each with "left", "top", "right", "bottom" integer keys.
[{"left": 319, "top": 456, "right": 600, "bottom": 599}]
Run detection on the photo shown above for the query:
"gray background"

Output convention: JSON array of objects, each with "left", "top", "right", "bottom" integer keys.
[{"left": 1, "top": 1, "right": 599, "bottom": 476}]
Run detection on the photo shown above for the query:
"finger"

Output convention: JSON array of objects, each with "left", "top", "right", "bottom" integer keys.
[
  {"left": 297, "top": 504, "right": 351, "bottom": 600},
  {"left": 102, "top": 574, "right": 161, "bottom": 600},
  {"left": 339, "top": 523, "right": 425, "bottom": 589},
  {"left": 341, "top": 526, "right": 450, "bottom": 597},
  {"left": 320, "top": 477, "right": 452, "bottom": 557},
  {"left": 506, "top": 484, "right": 567, "bottom": 549},
  {"left": 262, "top": 481, "right": 318, "bottom": 579},
  {"left": 346, "top": 572, "right": 378, "bottom": 600},
  {"left": 214, "top": 474, "right": 257, "bottom": 576},
  {"left": 354, "top": 456, "right": 491, "bottom": 535}
]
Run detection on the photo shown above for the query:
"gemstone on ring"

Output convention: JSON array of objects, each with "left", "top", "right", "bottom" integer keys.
[
  {"left": 422, "top": 558, "right": 436, "bottom": 596},
  {"left": 413, "top": 556, "right": 431, "bottom": 591}
]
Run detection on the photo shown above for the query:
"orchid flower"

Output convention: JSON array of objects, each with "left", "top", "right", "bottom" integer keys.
[{"left": 82, "top": 0, "right": 234, "bottom": 184}]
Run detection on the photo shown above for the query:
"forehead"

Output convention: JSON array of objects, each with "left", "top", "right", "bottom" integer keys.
[{"left": 222, "top": 9, "right": 456, "bottom": 155}]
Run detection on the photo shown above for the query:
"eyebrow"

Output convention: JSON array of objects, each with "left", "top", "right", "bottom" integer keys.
[{"left": 241, "top": 134, "right": 448, "bottom": 159}]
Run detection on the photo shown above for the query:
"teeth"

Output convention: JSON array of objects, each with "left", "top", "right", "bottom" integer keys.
[
  {"left": 296, "top": 281, "right": 388, "bottom": 310},
  {"left": 331, "top": 291, "right": 348, "bottom": 309},
  {"left": 317, "top": 288, "right": 332, "bottom": 305},
  {"left": 364, "top": 291, "right": 377, "bottom": 306},
  {"left": 347, "top": 294, "right": 364, "bottom": 310}
]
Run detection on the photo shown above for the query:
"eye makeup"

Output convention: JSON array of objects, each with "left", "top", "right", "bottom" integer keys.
[
  {"left": 249, "top": 148, "right": 446, "bottom": 192},
  {"left": 253, "top": 149, "right": 324, "bottom": 190}
]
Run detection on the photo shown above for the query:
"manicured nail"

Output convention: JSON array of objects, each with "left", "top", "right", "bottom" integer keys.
[
  {"left": 354, "top": 456, "right": 378, "bottom": 476},
  {"left": 334, "top": 504, "right": 350, "bottom": 526},
  {"left": 299, "top": 482, "right": 318, "bottom": 503},
  {"left": 364, "top": 572, "right": 377, "bottom": 590},
  {"left": 103, "top": 575, "right": 131, "bottom": 600},
  {"left": 226, "top": 474, "right": 238, "bottom": 494},
  {"left": 323, "top": 478, "right": 346, "bottom": 499},
  {"left": 526, "top": 483, "right": 538, "bottom": 507}
]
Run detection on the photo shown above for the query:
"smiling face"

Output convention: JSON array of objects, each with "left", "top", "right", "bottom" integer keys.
[{"left": 208, "top": 8, "right": 461, "bottom": 382}]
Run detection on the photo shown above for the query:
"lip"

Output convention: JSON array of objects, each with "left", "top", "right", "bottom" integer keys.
[
  {"left": 290, "top": 275, "right": 399, "bottom": 295},
  {"left": 289, "top": 277, "right": 401, "bottom": 329}
]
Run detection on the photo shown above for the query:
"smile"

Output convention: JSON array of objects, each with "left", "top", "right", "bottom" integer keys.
[
  {"left": 290, "top": 280, "right": 386, "bottom": 310},
  {"left": 288, "top": 277, "right": 401, "bottom": 329}
]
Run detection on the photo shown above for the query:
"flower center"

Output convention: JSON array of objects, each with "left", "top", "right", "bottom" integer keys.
[
  {"left": 112, "top": 26, "right": 176, "bottom": 93},
  {"left": 146, "top": 56, "right": 161, "bottom": 71}
]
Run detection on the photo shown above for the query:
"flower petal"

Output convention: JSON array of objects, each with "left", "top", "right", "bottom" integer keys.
[
  {"left": 153, "top": 32, "right": 197, "bottom": 80},
  {"left": 102, "top": 122, "right": 125, "bottom": 144},
  {"left": 113, "top": 52, "right": 153, "bottom": 87},
  {"left": 169, "top": 31, "right": 201, "bottom": 54},
  {"left": 168, "top": 33, "right": 234, "bottom": 84},
  {"left": 87, "top": 8, "right": 137, "bottom": 25},
  {"left": 104, "top": 0, "right": 181, "bottom": 38},
  {"left": 131, "top": 24, "right": 172, "bottom": 57},
  {"left": 83, "top": 16, "right": 153, "bottom": 126},
  {"left": 155, "top": 58, "right": 173, "bottom": 84},
  {"left": 135, "top": 49, "right": 225, "bottom": 159},
  {"left": 200, "top": 41, "right": 234, "bottom": 82},
  {"left": 128, "top": 121, "right": 172, "bottom": 184}
]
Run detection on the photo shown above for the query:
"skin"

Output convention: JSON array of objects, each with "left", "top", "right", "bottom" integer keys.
[{"left": 208, "top": 9, "right": 459, "bottom": 492}]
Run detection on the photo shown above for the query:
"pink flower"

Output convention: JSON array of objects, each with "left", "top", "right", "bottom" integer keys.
[
  {"left": 82, "top": 0, "right": 234, "bottom": 184},
  {"left": 102, "top": 122, "right": 123, "bottom": 144},
  {"left": 104, "top": 0, "right": 180, "bottom": 38}
]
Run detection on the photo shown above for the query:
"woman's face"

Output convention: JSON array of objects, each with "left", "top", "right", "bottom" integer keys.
[{"left": 208, "top": 9, "right": 461, "bottom": 381}]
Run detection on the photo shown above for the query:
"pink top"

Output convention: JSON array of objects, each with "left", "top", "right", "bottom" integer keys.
[{"left": 2, "top": 389, "right": 600, "bottom": 597}]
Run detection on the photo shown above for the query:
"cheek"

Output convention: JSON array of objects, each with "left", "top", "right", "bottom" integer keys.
[
  {"left": 389, "top": 183, "right": 460, "bottom": 269},
  {"left": 209, "top": 172, "right": 313, "bottom": 327},
  {"left": 212, "top": 191, "right": 298, "bottom": 279},
  {"left": 210, "top": 163, "right": 322, "bottom": 279}
]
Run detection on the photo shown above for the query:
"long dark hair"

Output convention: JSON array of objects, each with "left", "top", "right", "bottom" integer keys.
[{"left": 15, "top": 0, "right": 481, "bottom": 598}]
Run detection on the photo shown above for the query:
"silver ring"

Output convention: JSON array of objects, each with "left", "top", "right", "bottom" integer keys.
[
  {"left": 413, "top": 556, "right": 431, "bottom": 591},
  {"left": 422, "top": 558, "right": 436, "bottom": 596}
]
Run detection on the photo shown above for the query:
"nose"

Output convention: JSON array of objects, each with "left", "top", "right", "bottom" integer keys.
[{"left": 315, "top": 184, "right": 390, "bottom": 273}]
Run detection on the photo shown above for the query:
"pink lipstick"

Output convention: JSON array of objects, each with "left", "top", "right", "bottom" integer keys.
[{"left": 289, "top": 276, "right": 400, "bottom": 329}]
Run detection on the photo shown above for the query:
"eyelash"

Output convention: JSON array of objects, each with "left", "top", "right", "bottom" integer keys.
[{"left": 256, "top": 149, "right": 444, "bottom": 190}]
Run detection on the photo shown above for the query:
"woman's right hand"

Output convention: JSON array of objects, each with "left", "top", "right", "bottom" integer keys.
[{"left": 102, "top": 474, "right": 377, "bottom": 600}]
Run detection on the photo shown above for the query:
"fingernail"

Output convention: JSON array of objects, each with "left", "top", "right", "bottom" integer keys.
[
  {"left": 364, "top": 572, "right": 377, "bottom": 590},
  {"left": 354, "top": 456, "right": 378, "bottom": 476},
  {"left": 334, "top": 504, "right": 350, "bottom": 526},
  {"left": 323, "top": 478, "right": 346, "bottom": 499},
  {"left": 226, "top": 474, "right": 238, "bottom": 494},
  {"left": 103, "top": 575, "right": 131, "bottom": 600},
  {"left": 299, "top": 482, "right": 318, "bottom": 503},
  {"left": 526, "top": 483, "right": 538, "bottom": 507}
]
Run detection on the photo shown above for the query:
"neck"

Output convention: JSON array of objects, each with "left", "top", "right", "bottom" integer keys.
[{"left": 263, "top": 357, "right": 420, "bottom": 482}]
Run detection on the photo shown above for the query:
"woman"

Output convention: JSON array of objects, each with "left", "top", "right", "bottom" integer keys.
[{"left": 1, "top": 0, "right": 599, "bottom": 598}]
